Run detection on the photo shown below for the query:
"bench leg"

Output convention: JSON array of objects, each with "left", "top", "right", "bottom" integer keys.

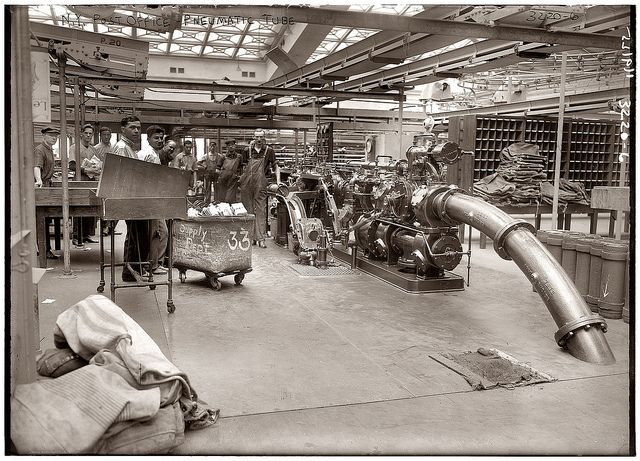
[{"left": 589, "top": 212, "right": 598, "bottom": 235}]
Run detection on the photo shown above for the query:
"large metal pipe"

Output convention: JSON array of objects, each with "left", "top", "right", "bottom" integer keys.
[{"left": 426, "top": 186, "right": 614, "bottom": 364}]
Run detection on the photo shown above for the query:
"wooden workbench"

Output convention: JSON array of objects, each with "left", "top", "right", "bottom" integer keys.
[{"left": 35, "top": 186, "right": 100, "bottom": 268}]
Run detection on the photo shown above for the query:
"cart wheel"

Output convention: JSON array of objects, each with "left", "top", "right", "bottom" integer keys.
[
  {"left": 167, "top": 301, "right": 175, "bottom": 314},
  {"left": 234, "top": 273, "right": 244, "bottom": 285},
  {"left": 96, "top": 284, "right": 105, "bottom": 293},
  {"left": 179, "top": 271, "right": 186, "bottom": 283},
  {"left": 209, "top": 276, "right": 222, "bottom": 291}
]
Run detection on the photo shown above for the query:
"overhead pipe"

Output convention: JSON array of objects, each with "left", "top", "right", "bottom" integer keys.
[{"left": 416, "top": 185, "right": 615, "bottom": 364}]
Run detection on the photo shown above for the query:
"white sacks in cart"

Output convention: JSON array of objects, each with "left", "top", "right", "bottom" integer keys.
[{"left": 188, "top": 202, "right": 248, "bottom": 217}]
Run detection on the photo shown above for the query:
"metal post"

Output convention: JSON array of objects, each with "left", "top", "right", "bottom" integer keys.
[
  {"left": 73, "top": 77, "right": 82, "bottom": 179},
  {"left": 303, "top": 129, "right": 307, "bottom": 165},
  {"left": 294, "top": 128, "right": 299, "bottom": 169},
  {"left": 58, "top": 53, "right": 73, "bottom": 276},
  {"left": 551, "top": 52, "right": 568, "bottom": 230},
  {"left": 398, "top": 87, "right": 404, "bottom": 157}
]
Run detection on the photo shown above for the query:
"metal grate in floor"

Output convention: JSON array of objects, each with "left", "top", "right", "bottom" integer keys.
[{"left": 288, "top": 263, "right": 356, "bottom": 277}]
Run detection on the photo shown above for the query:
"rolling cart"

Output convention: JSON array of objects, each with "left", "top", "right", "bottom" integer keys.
[
  {"left": 96, "top": 155, "right": 191, "bottom": 313},
  {"left": 173, "top": 215, "right": 254, "bottom": 290}
]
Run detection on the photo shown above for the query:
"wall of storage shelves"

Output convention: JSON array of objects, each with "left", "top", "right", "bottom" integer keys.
[
  {"left": 192, "top": 128, "right": 365, "bottom": 167},
  {"left": 449, "top": 115, "right": 623, "bottom": 191}
]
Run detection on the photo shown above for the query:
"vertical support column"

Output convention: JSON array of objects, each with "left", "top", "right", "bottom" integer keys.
[
  {"left": 551, "top": 52, "right": 568, "bottom": 230},
  {"left": 73, "top": 77, "right": 82, "bottom": 179},
  {"left": 294, "top": 129, "right": 299, "bottom": 169},
  {"left": 398, "top": 87, "right": 404, "bottom": 151},
  {"left": 58, "top": 55, "right": 73, "bottom": 276},
  {"left": 10, "top": 5, "right": 38, "bottom": 388}
]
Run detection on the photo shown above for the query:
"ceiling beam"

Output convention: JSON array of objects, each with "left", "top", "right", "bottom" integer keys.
[
  {"left": 55, "top": 96, "right": 428, "bottom": 120},
  {"left": 77, "top": 76, "right": 404, "bottom": 101},
  {"left": 203, "top": 6, "right": 621, "bottom": 49},
  {"left": 262, "top": 6, "right": 463, "bottom": 89},
  {"left": 52, "top": 111, "right": 425, "bottom": 132},
  {"left": 424, "top": 87, "right": 629, "bottom": 118}
]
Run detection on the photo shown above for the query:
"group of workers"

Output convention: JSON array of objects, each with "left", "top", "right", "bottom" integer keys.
[{"left": 34, "top": 115, "right": 277, "bottom": 282}]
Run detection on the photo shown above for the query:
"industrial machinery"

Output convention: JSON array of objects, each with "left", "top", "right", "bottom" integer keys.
[{"left": 270, "top": 131, "right": 614, "bottom": 364}]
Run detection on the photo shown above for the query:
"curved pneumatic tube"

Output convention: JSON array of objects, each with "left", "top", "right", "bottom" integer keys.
[{"left": 416, "top": 185, "right": 615, "bottom": 364}]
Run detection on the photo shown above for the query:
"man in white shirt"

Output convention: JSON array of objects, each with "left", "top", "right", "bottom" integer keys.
[
  {"left": 112, "top": 116, "right": 141, "bottom": 159},
  {"left": 111, "top": 116, "right": 149, "bottom": 282},
  {"left": 93, "top": 126, "right": 113, "bottom": 162},
  {"left": 69, "top": 123, "right": 99, "bottom": 246},
  {"left": 139, "top": 125, "right": 168, "bottom": 275}
]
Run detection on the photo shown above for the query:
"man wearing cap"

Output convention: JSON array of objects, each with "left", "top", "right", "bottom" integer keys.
[
  {"left": 173, "top": 139, "right": 198, "bottom": 189},
  {"left": 34, "top": 126, "right": 61, "bottom": 259},
  {"left": 239, "top": 129, "right": 276, "bottom": 247}
]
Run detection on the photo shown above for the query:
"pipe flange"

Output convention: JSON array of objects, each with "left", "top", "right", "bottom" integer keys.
[
  {"left": 493, "top": 220, "right": 536, "bottom": 260},
  {"left": 435, "top": 186, "right": 466, "bottom": 226},
  {"left": 555, "top": 315, "right": 608, "bottom": 348}
]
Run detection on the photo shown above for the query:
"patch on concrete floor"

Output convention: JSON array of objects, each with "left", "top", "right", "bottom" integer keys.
[
  {"left": 430, "top": 348, "right": 555, "bottom": 390},
  {"left": 288, "top": 263, "right": 356, "bottom": 277}
]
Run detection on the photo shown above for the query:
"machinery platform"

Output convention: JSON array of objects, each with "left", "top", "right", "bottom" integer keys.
[{"left": 331, "top": 245, "right": 465, "bottom": 294}]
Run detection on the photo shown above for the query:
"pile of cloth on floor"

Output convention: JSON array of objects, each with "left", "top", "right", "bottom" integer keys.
[
  {"left": 540, "top": 178, "right": 589, "bottom": 206},
  {"left": 474, "top": 142, "right": 547, "bottom": 207},
  {"left": 187, "top": 201, "right": 248, "bottom": 218},
  {"left": 11, "top": 295, "right": 219, "bottom": 455}
]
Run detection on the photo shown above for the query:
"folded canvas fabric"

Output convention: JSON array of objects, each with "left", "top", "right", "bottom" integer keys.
[
  {"left": 93, "top": 401, "right": 185, "bottom": 454},
  {"left": 540, "top": 180, "right": 589, "bottom": 206},
  {"left": 11, "top": 364, "right": 160, "bottom": 454},
  {"left": 55, "top": 295, "right": 219, "bottom": 430}
]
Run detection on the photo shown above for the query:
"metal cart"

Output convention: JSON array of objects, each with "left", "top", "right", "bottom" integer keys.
[
  {"left": 173, "top": 215, "right": 254, "bottom": 290},
  {"left": 95, "top": 155, "right": 191, "bottom": 313}
]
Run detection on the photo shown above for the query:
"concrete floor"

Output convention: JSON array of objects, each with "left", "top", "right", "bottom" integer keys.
[{"left": 35, "top": 217, "right": 632, "bottom": 455}]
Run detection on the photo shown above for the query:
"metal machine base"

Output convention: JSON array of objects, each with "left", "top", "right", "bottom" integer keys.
[{"left": 331, "top": 245, "right": 465, "bottom": 293}]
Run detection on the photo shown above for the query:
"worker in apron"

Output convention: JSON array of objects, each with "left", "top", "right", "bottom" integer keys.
[
  {"left": 217, "top": 140, "right": 242, "bottom": 203},
  {"left": 239, "top": 129, "right": 276, "bottom": 248}
]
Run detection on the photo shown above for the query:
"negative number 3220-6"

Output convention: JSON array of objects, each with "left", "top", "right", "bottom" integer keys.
[{"left": 527, "top": 11, "right": 579, "bottom": 21}]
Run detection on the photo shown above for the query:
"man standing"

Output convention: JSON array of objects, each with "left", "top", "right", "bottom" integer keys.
[
  {"left": 34, "top": 126, "right": 60, "bottom": 259},
  {"left": 69, "top": 123, "right": 99, "bottom": 246},
  {"left": 239, "top": 129, "right": 276, "bottom": 248},
  {"left": 93, "top": 126, "right": 113, "bottom": 162},
  {"left": 138, "top": 125, "right": 168, "bottom": 275},
  {"left": 197, "top": 141, "right": 224, "bottom": 203},
  {"left": 160, "top": 139, "right": 178, "bottom": 167},
  {"left": 172, "top": 139, "right": 198, "bottom": 189},
  {"left": 112, "top": 115, "right": 141, "bottom": 159},
  {"left": 217, "top": 139, "right": 242, "bottom": 203},
  {"left": 111, "top": 115, "right": 148, "bottom": 282},
  {"left": 138, "top": 125, "right": 163, "bottom": 164}
]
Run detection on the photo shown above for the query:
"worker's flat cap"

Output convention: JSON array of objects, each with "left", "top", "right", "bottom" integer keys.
[
  {"left": 41, "top": 126, "right": 61, "bottom": 135},
  {"left": 225, "top": 140, "right": 236, "bottom": 145},
  {"left": 184, "top": 140, "right": 193, "bottom": 145}
]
